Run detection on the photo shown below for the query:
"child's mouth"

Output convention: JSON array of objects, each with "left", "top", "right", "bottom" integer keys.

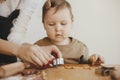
[{"left": 56, "top": 34, "right": 62, "bottom": 37}]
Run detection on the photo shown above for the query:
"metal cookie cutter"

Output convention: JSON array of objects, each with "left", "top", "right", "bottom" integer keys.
[
  {"left": 53, "top": 58, "right": 64, "bottom": 66},
  {"left": 95, "top": 65, "right": 115, "bottom": 76},
  {"left": 49, "top": 58, "right": 64, "bottom": 67}
]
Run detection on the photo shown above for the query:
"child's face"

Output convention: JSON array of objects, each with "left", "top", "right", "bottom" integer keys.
[{"left": 44, "top": 8, "right": 73, "bottom": 43}]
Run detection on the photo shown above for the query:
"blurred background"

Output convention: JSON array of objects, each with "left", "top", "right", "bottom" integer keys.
[{"left": 25, "top": 0, "right": 120, "bottom": 64}]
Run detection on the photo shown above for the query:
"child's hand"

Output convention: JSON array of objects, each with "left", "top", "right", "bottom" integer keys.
[{"left": 89, "top": 54, "right": 105, "bottom": 66}]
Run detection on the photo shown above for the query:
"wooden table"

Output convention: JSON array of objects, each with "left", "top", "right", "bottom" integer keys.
[{"left": 1, "top": 64, "right": 113, "bottom": 80}]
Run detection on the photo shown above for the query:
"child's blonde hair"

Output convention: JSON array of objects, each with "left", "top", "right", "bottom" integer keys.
[
  {"left": 0, "top": 0, "right": 6, "bottom": 3},
  {"left": 42, "top": 0, "right": 74, "bottom": 23}
]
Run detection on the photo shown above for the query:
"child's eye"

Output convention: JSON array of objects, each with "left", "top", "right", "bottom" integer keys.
[
  {"left": 61, "top": 22, "right": 67, "bottom": 25},
  {"left": 49, "top": 23, "right": 55, "bottom": 26}
]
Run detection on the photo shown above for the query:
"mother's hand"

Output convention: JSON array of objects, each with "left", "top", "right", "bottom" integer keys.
[{"left": 16, "top": 43, "right": 62, "bottom": 66}]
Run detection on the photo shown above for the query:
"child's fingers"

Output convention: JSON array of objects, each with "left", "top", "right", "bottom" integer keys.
[
  {"left": 99, "top": 56, "right": 105, "bottom": 63},
  {"left": 91, "top": 54, "right": 98, "bottom": 65},
  {"left": 94, "top": 55, "right": 105, "bottom": 65},
  {"left": 91, "top": 55, "right": 95, "bottom": 65},
  {"left": 91, "top": 54, "right": 104, "bottom": 66}
]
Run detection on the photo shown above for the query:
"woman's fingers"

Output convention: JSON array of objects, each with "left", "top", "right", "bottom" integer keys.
[
  {"left": 31, "top": 54, "right": 43, "bottom": 66},
  {"left": 40, "top": 45, "right": 62, "bottom": 59},
  {"left": 31, "top": 45, "right": 48, "bottom": 66},
  {"left": 17, "top": 43, "right": 62, "bottom": 67},
  {"left": 50, "top": 45, "right": 62, "bottom": 58},
  {"left": 35, "top": 45, "right": 52, "bottom": 62}
]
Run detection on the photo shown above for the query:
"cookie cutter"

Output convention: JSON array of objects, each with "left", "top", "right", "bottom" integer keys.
[
  {"left": 95, "top": 65, "right": 115, "bottom": 76},
  {"left": 49, "top": 58, "right": 64, "bottom": 67}
]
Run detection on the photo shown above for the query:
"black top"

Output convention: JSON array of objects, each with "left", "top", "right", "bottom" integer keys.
[{"left": 0, "top": 9, "right": 20, "bottom": 63}]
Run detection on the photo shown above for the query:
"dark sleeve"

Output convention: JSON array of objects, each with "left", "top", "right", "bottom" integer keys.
[{"left": 78, "top": 41, "right": 90, "bottom": 64}]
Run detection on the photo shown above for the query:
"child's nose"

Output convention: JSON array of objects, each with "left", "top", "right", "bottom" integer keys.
[{"left": 55, "top": 24, "right": 62, "bottom": 31}]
